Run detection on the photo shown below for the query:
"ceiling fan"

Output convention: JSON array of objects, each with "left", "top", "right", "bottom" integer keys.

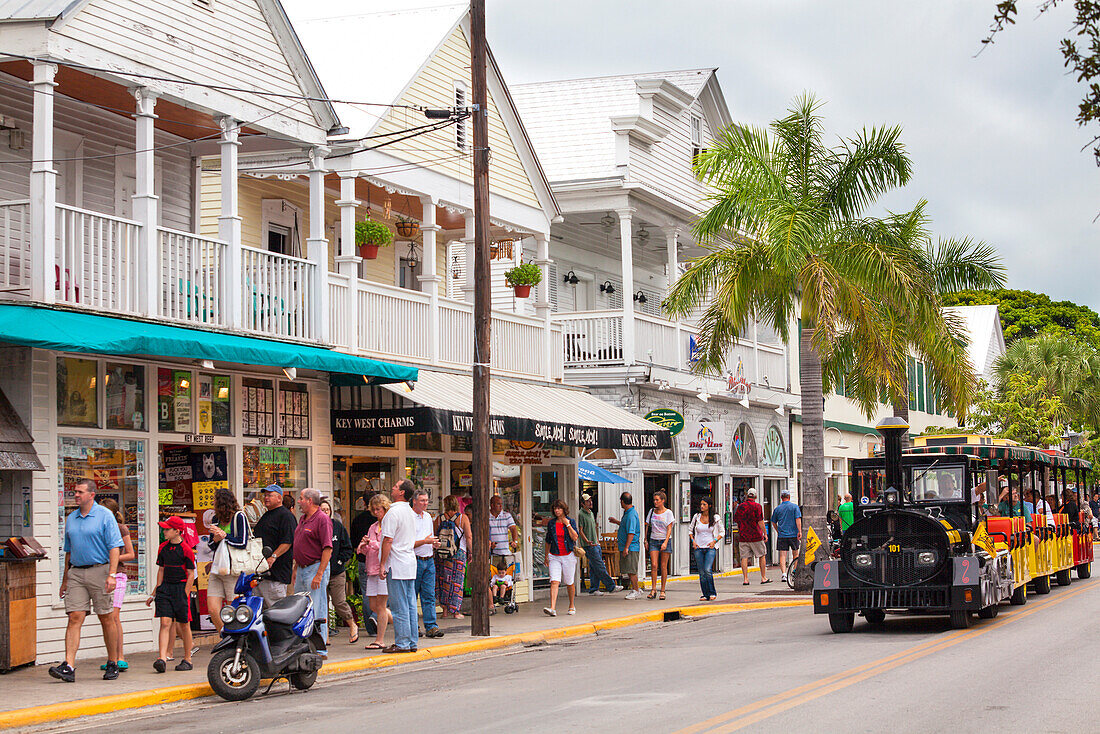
[{"left": 576, "top": 212, "right": 617, "bottom": 230}]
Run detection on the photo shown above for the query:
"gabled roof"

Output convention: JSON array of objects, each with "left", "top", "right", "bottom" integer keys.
[
  {"left": 0, "top": 0, "right": 78, "bottom": 21},
  {"left": 944, "top": 304, "right": 1006, "bottom": 384},
  {"left": 511, "top": 68, "right": 731, "bottom": 185},
  {"left": 282, "top": 0, "right": 467, "bottom": 135}
]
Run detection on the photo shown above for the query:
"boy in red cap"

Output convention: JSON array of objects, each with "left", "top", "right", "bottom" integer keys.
[{"left": 146, "top": 516, "right": 195, "bottom": 673}]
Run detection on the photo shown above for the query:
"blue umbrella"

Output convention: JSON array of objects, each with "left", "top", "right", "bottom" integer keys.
[{"left": 578, "top": 460, "right": 631, "bottom": 484}]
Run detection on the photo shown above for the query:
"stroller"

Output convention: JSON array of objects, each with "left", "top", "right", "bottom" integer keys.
[{"left": 490, "top": 559, "right": 518, "bottom": 614}]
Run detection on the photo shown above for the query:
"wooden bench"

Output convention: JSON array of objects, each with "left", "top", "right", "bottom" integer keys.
[{"left": 600, "top": 534, "right": 620, "bottom": 579}]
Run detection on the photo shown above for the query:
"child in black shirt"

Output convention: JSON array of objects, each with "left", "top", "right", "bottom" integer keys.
[{"left": 146, "top": 516, "right": 195, "bottom": 673}]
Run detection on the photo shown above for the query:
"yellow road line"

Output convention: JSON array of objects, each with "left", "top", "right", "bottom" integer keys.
[{"left": 678, "top": 582, "right": 1096, "bottom": 734}]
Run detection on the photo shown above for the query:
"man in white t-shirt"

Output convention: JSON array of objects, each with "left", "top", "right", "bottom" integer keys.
[
  {"left": 380, "top": 479, "right": 419, "bottom": 653},
  {"left": 410, "top": 487, "right": 443, "bottom": 639}
]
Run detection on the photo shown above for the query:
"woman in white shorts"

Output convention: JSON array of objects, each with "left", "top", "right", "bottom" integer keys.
[
  {"left": 98, "top": 498, "right": 135, "bottom": 672},
  {"left": 543, "top": 499, "right": 580, "bottom": 617},
  {"left": 358, "top": 493, "right": 394, "bottom": 650}
]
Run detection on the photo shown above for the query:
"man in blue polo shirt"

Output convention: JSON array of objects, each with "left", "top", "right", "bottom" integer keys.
[
  {"left": 49, "top": 478, "right": 123, "bottom": 683},
  {"left": 770, "top": 489, "right": 802, "bottom": 584},
  {"left": 610, "top": 492, "right": 642, "bottom": 599}
]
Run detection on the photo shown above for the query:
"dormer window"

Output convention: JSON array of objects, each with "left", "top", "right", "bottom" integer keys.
[
  {"left": 690, "top": 114, "right": 705, "bottom": 162},
  {"left": 454, "top": 82, "right": 468, "bottom": 151}
]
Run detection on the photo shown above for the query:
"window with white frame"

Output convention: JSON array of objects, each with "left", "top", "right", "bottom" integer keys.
[
  {"left": 454, "top": 82, "right": 468, "bottom": 151},
  {"left": 261, "top": 199, "right": 301, "bottom": 257},
  {"left": 690, "top": 114, "right": 705, "bottom": 161}
]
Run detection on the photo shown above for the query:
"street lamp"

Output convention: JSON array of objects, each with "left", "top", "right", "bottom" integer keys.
[{"left": 825, "top": 426, "right": 849, "bottom": 450}]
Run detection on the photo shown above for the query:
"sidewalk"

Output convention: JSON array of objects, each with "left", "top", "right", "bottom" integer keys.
[{"left": 0, "top": 569, "right": 807, "bottom": 729}]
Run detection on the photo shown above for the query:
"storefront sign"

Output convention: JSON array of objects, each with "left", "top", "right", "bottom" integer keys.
[
  {"left": 687, "top": 421, "right": 726, "bottom": 455},
  {"left": 727, "top": 357, "right": 751, "bottom": 396},
  {"left": 644, "top": 408, "right": 685, "bottom": 436},
  {"left": 332, "top": 407, "right": 672, "bottom": 450},
  {"left": 181, "top": 433, "right": 217, "bottom": 444},
  {"left": 503, "top": 441, "right": 551, "bottom": 465}
]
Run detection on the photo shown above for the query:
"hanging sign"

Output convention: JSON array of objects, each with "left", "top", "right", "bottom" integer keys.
[
  {"left": 726, "top": 357, "right": 751, "bottom": 396},
  {"left": 645, "top": 408, "right": 685, "bottom": 437},
  {"left": 687, "top": 421, "right": 726, "bottom": 455}
]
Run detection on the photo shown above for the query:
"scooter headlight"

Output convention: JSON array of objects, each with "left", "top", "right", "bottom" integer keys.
[
  {"left": 219, "top": 606, "right": 235, "bottom": 624},
  {"left": 235, "top": 605, "right": 253, "bottom": 624}
]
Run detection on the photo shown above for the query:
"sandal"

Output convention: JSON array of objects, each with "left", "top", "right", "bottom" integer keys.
[
  {"left": 743, "top": 581, "right": 750, "bottom": 586},
  {"left": 761, "top": 578, "right": 772, "bottom": 584},
  {"left": 348, "top": 633, "right": 359, "bottom": 644},
  {"left": 365, "top": 642, "right": 384, "bottom": 650},
  {"left": 700, "top": 596, "right": 707, "bottom": 601},
  {"left": 659, "top": 593, "right": 666, "bottom": 600},
  {"left": 647, "top": 591, "right": 657, "bottom": 600}
]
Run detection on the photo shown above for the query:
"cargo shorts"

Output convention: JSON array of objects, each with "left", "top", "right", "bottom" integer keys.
[{"left": 64, "top": 563, "right": 114, "bottom": 616}]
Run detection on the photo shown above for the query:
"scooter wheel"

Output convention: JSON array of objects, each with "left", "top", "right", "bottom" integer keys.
[
  {"left": 208, "top": 647, "right": 260, "bottom": 702},
  {"left": 290, "top": 641, "right": 319, "bottom": 690}
]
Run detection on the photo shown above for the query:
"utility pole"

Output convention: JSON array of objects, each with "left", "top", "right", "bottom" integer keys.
[{"left": 469, "top": 0, "right": 492, "bottom": 637}]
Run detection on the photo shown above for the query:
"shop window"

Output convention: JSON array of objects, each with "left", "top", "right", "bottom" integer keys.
[
  {"left": 199, "top": 373, "right": 232, "bottom": 435},
  {"left": 449, "top": 460, "right": 473, "bottom": 502},
  {"left": 60, "top": 437, "right": 147, "bottom": 594},
  {"left": 406, "top": 432, "right": 442, "bottom": 452},
  {"left": 57, "top": 357, "right": 99, "bottom": 427},
  {"left": 733, "top": 423, "right": 757, "bottom": 466},
  {"left": 279, "top": 382, "right": 310, "bottom": 440},
  {"left": 104, "top": 363, "right": 146, "bottom": 430},
  {"left": 451, "top": 434, "right": 472, "bottom": 452},
  {"left": 762, "top": 426, "right": 786, "bottom": 468},
  {"left": 406, "top": 457, "right": 443, "bottom": 513},
  {"left": 158, "top": 368, "right": 193, "bottom": 433},
  {"left": 242, "top": 378, "right": 275, "bottom": 438},
  {"left": 243, "top": 446, "right": 309, "bottom": 494}
]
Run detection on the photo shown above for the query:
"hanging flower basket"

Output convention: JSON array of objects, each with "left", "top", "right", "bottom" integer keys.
[
  {"left": 359, "top": 244, "right": 380, "bottom": 260},
  {"left": 504, "top": 262, "right": 541, "bottom": 300},
  {"left": 512, "top": 284, "right": 532, "bottom": 299},
  {"left": 355, "top": 220, "right": 392, "bottom": 261},
  {"left": 395, "top": 218, "right": 420, "bottom": 238}
]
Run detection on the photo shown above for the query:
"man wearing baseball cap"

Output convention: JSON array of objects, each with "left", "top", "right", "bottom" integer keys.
[
  {"left": 253, "top": 484, "right": 296, "bottom": 607},
  {"left": 734, "top": 488, "right": 769, "bottom": 584},
  {"left": 577, "top": 494, "right": 621, "bottom": 595},
  {"left": 770, "top": 489, "right": 802, "bottom": 583}
]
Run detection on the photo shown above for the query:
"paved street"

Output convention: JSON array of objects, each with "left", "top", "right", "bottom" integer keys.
[{"left": 44, "top": 576, "right": 1100, "bottom": 733}]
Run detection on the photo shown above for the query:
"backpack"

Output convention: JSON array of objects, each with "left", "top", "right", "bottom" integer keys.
[{"left": 436, "top": 513, "right": 460, "bottom": 560}]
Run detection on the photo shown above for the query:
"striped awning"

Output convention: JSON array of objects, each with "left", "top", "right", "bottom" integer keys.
[
  {"left": 906, "top": 444, "right": 1090, "bottom": 470},
  {"left": 331, "top": 369, "right": 671, "bottom": 450}
]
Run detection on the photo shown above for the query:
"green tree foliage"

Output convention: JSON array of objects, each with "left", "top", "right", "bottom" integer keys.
[
  {"left": 985, "top": 1, "right": 1100, "bottom": 163},
  {"left": 942, "top": 288, "right": 1100, "bottom": 346},
  {"left": 969, "top": 373, "right": 1066, "bottom": 446},
  {"left": 994, "top": 333, "right": 1100, "bottom": 430},
  {"left": 1070, "top": 437, "right": 1100, "bottom": 487}
]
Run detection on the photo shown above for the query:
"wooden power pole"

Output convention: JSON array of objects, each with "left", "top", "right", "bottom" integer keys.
[{"left": 469, "top": 0, "right": 492, "bottom": 637}]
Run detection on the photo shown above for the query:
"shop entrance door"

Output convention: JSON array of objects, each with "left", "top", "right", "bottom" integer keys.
[
  {"left": 728, "top": 477, "right": 757, "bottom": 565},
  {"left": 332, "top": 456, "right": 396, "bottom": 541},
  {"left": 686, "top": 475, "right": 717, "bottom": 572},
  {"left": 531, "top": 467, "right": 562, "bottom": 584}
]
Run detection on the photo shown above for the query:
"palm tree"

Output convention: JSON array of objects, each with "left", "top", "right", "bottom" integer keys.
[
  {"left": 664, "top": 94, "right": 926, "bottom": 585},
  {"left": 993, "top": 334, "right": 1100, "bottom": 431}
]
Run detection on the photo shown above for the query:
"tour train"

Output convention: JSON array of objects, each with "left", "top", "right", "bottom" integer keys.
[{"left": 813, "top": 419, "right": 1093, "bottom": 632}]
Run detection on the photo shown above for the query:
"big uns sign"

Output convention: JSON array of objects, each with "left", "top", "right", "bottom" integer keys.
[{"left": 332, "top": 408, "right": 672, "bottom": 450}]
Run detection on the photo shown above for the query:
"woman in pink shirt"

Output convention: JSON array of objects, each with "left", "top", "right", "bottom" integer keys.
[{"left": 357, "top": 494, "right": 393, "bottom": 650}]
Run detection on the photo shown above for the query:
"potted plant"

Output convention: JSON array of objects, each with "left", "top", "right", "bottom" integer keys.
[
  {"left": 395, "top": 216, "right": 420, "bottom": 239},
  {"left": 354, "top": 220, "right": 392, "bottom": 260},
  {"left": 503, "top": 262, "right": 542, "bottom": 299}
]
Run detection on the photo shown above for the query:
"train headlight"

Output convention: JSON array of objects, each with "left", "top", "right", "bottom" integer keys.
[
  {"left": 854, "top": 553, "right": 873, "bottom": 567},
  {"left": 219, "top": 606, "right": 235, "bottom": 624},
  {"left": 235, "top": 605, "right": 253, "bottom": 624},
  {"left": 917, "top": 551, "right": 936, "bottom": 566}
]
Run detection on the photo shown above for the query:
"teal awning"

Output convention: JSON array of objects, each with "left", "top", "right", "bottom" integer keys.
[{"left": 0, "top": 304, "right": 417, "bottom": 384}]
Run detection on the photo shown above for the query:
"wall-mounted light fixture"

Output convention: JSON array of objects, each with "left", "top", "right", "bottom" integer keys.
[
  {"left": 599, "top": 280, "right": 615, "bottom": 294},
  {"left": 633, "top": 290, "right": 647, "bottom": 304},
  {"left": 563, "top": 270, "right": 579, "bottom": 285}
]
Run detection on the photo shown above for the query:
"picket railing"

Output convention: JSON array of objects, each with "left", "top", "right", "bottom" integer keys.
[
  {"left": 241, "top": 245, "right": 317, "bottom": 340},
  {"left": 0, "top": 200, "right": 30, "bottom": 293},
  {"left": 159, "top": 227, "right": 228, "bottom": 327},
  {"left": 56, "top": 204, "right": 141, "bottom": 312}
]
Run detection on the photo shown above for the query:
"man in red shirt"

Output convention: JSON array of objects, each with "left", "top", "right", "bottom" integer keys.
[
  {"left": 291, "top": 488, "right": 334, "bottom": 644},
  {"left": 734, "top": 488, "right": 770, "bottom": 584}
]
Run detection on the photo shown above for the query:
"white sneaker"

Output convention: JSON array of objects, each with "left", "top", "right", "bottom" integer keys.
[
  {"left": 613, "top": 585, "right": 625, "bottom": 593},
  {"left": 781, "top": 574, "right": 787, "bottom": 583},
  {"left": 567, "top": 608, "right": 576, "bottom": 615},
  {"left": 589, "top": 590, "right": 605, "bottom": 596},
  {"left": 543, "top": 607, "right": 556, "bottom": 617},
  {"left": 626, "top": 590, "right": 640, "bottom": 600}
]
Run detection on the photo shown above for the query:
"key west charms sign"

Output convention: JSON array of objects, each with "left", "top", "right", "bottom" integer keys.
[{"left": 332, "top": 407, "right": 671, "bottom": 450}]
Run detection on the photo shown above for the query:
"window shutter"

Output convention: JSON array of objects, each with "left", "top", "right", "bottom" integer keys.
[
  {"left": 548, "top": 262, "right": 559, "bottom": 311},
  {"left": 447, "top": 240, "right": 467, "bottom": 299}
]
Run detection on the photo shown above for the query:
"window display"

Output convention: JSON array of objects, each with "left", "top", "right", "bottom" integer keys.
[
  {"left": 406, "top": 457, "right": 442, "bottom": 512},
  {"left": 57, "top": 357, "right": 98, "bottom": 427},
  {"left": 279, "top": 382, "right": 310, "bottom": 439},
  {"left": 407, "top": 432, "right": 442, "bottom": 452},
  {"left": 241, "top": 378, "right": 274, "bottom": 438},
  {"left": 198, "top": 373, "right": 233, "bottom": 436},
  {"left": 105, "top": 363, "right": 145, "bottom": 430},
  {"left": 59, "top": 437, "right": 146, "bottom": 593},
  {"left": 158, "top": 368, "right": 193, "bottom": 433},
  {"left": 243, "top": 446, "right": 308, "bottom": 492}
]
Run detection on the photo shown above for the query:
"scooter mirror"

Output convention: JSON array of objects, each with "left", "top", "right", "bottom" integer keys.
[{"left": 261, "top": 546, "right": 273, "bottom": 557}]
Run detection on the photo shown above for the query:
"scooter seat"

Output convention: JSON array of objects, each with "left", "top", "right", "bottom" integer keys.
[{"left": 264, "top": 594, "right": 309, "bottom": 626}]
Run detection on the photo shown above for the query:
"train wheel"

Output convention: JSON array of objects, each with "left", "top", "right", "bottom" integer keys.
[
  {"left": 949, "top": 609, "right": 972, "bottom": 629},
  {"left": 829, "top": 612, "right": 855, "bottom": 633},
  {"left": 1010, "top": 584, "right": 1027, "bottom": 605},
  {"left": 862, "top": 609, "right": 886, "bottom": 625},
  {"left": 977, "top": 604, "right": 999, "bottom": 619},
  {"left": 1056, "top": 568, "right": 1072, "bottom": 586},
  {"left": 1077, "top": 562, "right": 1092, "bottom": 579},
  {"left": 1033, "top": 574, "right": 1051, "bottom": 595}
]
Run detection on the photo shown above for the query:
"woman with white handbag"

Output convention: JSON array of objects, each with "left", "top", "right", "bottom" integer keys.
[{"left": 206, "top": 488, "right": 250, "bottom": 632}]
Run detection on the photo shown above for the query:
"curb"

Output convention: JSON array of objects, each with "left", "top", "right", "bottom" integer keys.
[{"left": 0, "top": 598, "right": 808, "bottom": 730}]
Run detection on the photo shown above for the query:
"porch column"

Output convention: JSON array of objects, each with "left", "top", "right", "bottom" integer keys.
[
  {"left": 335, "top": 173, "right": 361, "bottom": 351},
  {"left": 417, "top": 195, "right": 441, "bottom": 364},
  {"left": 665, "top": 227, "right": 683, "bottom": 370},
  {"left": 132, "top": 88, "right": 159, "bottom": 316},
  {"left": 617, "top": 208, "right": 636, "bottom": 365},
  {"left": 534, "top": 233, "right": 553, "bottom": 379},
  {"left": 29, "top": 62, "right": 57, "bottom": 304},
  {"left": 217, "top": 116, "right": 243, "bottom": 329},
  {"left": 307, "top": 146, "right": 330, "bottom": 343},
  {"left": 462, "top": 212, "right": 475, "bottom": 304}
]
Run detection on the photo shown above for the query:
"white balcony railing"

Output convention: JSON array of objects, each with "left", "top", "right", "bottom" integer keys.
[
  {"left": 241, "top": 245, "right": 317, "bottom": 341},
  {"left": 358, "top": 280, "right": 432, "bottom": 361},
  {"left": 0, "top": 200, "right": 30, "bottom": 293},
  {"left": 438, "top": 297, "right": 473, "bottom": 365},
  {"left": 56, "top": 204, "right": 141, "bottom": 313},
  {"left": 159, "top": 227, "right": 228, "bottom": 327},
  {"left": 556, "top": 310, "right": 625, "bottom": 366},
  {"left": 328, "top": 272, "right": 351, "bottom": 349}
]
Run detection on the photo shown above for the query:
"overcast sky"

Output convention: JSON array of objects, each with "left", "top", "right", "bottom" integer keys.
[{"left": 487, "top": 1, "right": 1100, "bottom": 310}]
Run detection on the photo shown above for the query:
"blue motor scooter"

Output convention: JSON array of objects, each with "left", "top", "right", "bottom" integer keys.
[{"left": 207, "top": 550, "right": 326, "bottom": 701}]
